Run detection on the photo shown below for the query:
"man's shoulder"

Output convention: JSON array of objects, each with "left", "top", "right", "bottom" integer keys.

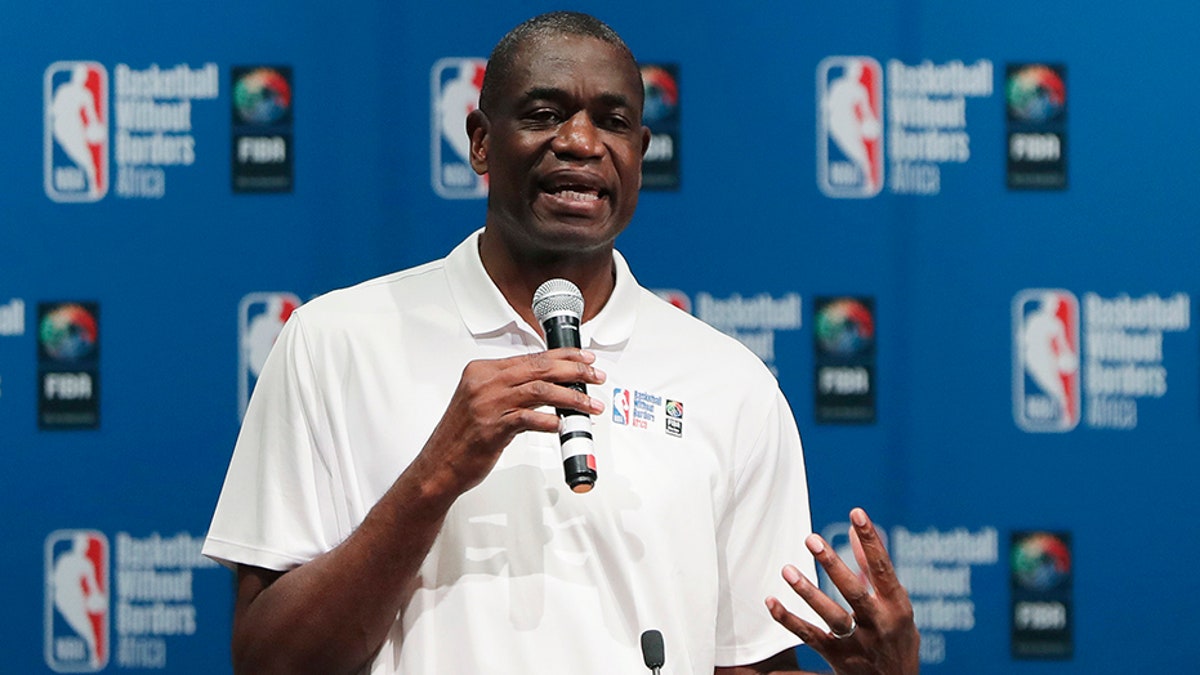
[
  {"left": 296, "top": 257, "right": 451, "bottom": 322},
  {"left": 633, "top": 288, "right": 777, "bottom": 384}
]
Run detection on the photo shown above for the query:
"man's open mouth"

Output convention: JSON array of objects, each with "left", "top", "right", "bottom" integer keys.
[{"left": 548, "top": 186, "right": 603, "bottom": 202}]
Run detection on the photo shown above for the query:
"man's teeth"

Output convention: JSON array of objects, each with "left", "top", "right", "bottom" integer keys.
[{"left": 554, "top": 189, "right": 600, "bottom": 202}]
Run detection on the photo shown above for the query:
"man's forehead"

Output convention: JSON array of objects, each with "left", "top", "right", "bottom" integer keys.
[
  {"left": 512, "top": 34, "right": 638, "bottom": 79},
  {"left": 507, "top": 39, "right": 641, "bottom": 96}
]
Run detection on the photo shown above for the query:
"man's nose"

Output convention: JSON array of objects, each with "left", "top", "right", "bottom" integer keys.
[{"left": 552, "top": 111, "right": 603, "bottom": 159}]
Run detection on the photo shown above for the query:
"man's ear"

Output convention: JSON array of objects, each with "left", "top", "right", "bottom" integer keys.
[
  {"left": 636, "top": 125, "right": 652, "bottom": 190},
  {"left": 466, "top": 109, "right": 489, "bottom": 175}
]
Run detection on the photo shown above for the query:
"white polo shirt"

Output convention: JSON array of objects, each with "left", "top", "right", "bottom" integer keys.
[{"left": 203, "top": 231, "right": 820, "bottom": 674}]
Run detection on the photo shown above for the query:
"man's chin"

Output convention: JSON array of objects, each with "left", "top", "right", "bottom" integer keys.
[{"left": 525, "top": 217, "right": 624, "bottom": 256}]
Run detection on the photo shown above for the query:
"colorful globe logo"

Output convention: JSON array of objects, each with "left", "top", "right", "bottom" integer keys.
[
  {"left": 1006, "top": 64, "right": 1065, "bottom": 124},
  {"left": 234, "top": 68, "right": 292, "bottom": 125},
  {"left": 815, "top": 299, "right": 874, "bottom": 356},
  {"left": 1012, "top": 532, "right": 1071, "bottom": 591},
  {"left": 40, "top": 303, "right": 98, "bottom": 361},
  {"left": 641, "top": 65, "right": 678, "bottom": 125}
]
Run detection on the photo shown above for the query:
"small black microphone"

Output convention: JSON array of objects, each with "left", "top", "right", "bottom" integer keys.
[
  {"left": 640, "top": 629, "right": 665, "bottom": 674},
  {"left": 532, "top": 278, "right": 596, "bottom": 493}
]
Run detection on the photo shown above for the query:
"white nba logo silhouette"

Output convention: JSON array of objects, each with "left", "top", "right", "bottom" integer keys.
[
  {"left": 817, "top": 56, "right": 884, "bottom": 198},
  {"left": 1013, "top": 289, "right": 1080, "bottom": 431},
  {"left": 239, "top": 292, "right": 301, "bottom": 420},
  {"left": 45, "top": 62, "right": 109, "bottom": 202},
  {"left": 431, "top": 58, "right": 488, "bottom": 198},
  {"left": 45, "top": 530, "right": 109, "bottom": 671}
]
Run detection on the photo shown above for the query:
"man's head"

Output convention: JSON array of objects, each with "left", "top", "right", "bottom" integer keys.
[
  {"left": 478, "top": 12, "right": 642, "bottom": 116},
  {"left": 468, "top": 12, "right": 650, "bottom": 261}
]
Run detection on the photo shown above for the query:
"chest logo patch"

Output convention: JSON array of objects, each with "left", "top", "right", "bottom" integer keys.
[{"left": 611, "top": 387, "right": 683, "bottom": 437}]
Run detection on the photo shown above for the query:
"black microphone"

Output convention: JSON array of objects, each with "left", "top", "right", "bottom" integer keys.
[
  {"left": 532, "top": 278, "right": 597, "bottom": 493},
  {"left": 640, "top": 629, "right": 665, "bottom": 674}
]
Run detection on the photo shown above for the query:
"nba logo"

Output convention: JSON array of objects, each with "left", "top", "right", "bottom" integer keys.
[
  {"left": 45, "top": 62, "right": 109, "bottom": 202},
  {"left": 612, "top": 388, "right": 631, "bottom": 425},
  {"left": 652, "top": 289, "right": 692, "bottom": 314},
  {"left": 817, "top": 56, "right": 884, "bottom": 198},
  {"left": 431, "top": 58, "right": 488, "bottom": 198},
  {"left": 1013, "top": 289, "right": 1081, "bottom": 432},
  {"left": 45, "top": 530, "right": 109, "bottom": 672},
  {"left": 239, "top": 292, "right": 301, "bottom": 419}
]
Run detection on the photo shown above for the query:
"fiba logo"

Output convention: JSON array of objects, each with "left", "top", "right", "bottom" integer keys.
[
  {"left": 39, "top": 303, "right": 99, "bottom": 362},
  {"left": 639, "top": 64, "right": 680, "bottom": 177},
  {"left": 1006, "top": 64, "right": 1066, "bottom": 125},
  {"left": 239, "top": 292, "right": 301, "bottom": 419},
  {"left": 431, "top": 58, "right": 488, "bottom": 198},
  {"left": 233, "top": 67, "right": 292, "bottom": 125},
  {"left": 817, "top": 56, "right": 884, "bottom": 198},
  {"left": 45, "top": 62, "right": 109, "bottom": 202},
  {"left": 1013, "top": 289, "right": 1081, "bottom": 432},
  {"left": 1012, "top": 532, "right": 1072, "bottom": 592},
  {"left": 814, "top": 298, "right": 875, "bottom": 357},
  {"left": 641, "top": 66, "right": 679, "bottom": 126},
  {"left": 45, "top": 530, "right": 110, "bottom": 672}
]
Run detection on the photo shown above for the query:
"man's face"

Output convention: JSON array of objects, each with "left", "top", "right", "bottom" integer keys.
[{"left": 469, "top": 35, "right": 650, "bottom": 258}]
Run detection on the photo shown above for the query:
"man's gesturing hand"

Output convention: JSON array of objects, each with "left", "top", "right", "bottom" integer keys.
[
  {"left": 766, "top": 508, "right": 920, "bottom": 675},
  {"left": 415, "top": 348, "right": 606, "bottom": 496}
]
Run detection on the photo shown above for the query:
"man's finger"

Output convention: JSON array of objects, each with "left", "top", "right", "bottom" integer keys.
[
  {"left": 806, "top": 534, "right": 876, "bottom": 623},
  {"left": 527, "top": 347, "right": 597, "bottom": 367},
  {"left": 850, "top": 508, "right": 905, "bottom": 600},
  {"left": 780, "top": 564, "right": 853, "bottom": 636},
  {"left": 850, "top": 525, "right": 869, "bottom": 583},
  {"left": 765, "top": 596, "right": 831, "bottom": 651},
  {"left": 514, "top": 380, "right": 605, "bottom": 416},
  {"left": 544, "top": 347, "right": 597, "bottom": 363},
  {"left": 514, "top": 350, "right": 607, "bottom": 387}
]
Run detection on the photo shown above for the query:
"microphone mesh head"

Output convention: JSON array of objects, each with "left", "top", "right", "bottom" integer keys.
[
  {"left": 640, "top": 629, "right": 665, "bottom": 668},
  {"left": 532, "top": 278, "right": 584, "bottom": 323}
]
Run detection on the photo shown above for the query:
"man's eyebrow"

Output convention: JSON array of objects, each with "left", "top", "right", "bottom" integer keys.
[
  {"left": 518, "top": 87, "right": 633, "bottom": 109},
  {"left": 521, "top": 87, "right": 566, "bottom": 102},
  {"left": 596, "top": 92, "right": 633, "bottom": 109}
]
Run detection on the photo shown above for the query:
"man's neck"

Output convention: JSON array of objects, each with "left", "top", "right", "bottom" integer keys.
[{"left": 477, "top": 227, "right": 617, "bottom": 330}]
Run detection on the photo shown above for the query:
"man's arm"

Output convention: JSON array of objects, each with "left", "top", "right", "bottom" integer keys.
[{"left": 227, "top": 349, "right": 607, "bottom": 675}]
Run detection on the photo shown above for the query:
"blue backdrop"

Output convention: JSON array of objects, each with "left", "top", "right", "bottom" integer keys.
[{"left": 3, "top": 1, "right": 1197, "bottom": 672}]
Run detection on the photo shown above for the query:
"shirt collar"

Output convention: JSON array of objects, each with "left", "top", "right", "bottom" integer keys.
[
  {"left": 444, "top": 229, "right": 639, "bottom": 349},
  {"left": 586, "top": 248, "right": 638, "bottom": 349}
]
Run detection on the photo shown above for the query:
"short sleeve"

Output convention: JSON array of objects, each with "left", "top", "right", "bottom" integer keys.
[
  {"left": 713, "top": 388, "right": 825, "bottom": 667},
  {"left": 202, "top": 311, "right": 344, "bottom": 571}
]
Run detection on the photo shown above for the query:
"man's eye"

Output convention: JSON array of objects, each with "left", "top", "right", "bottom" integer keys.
[
  {"left": 602, "top": 115, "right": 632, "bottom": 131},
  {"left": 528, "top": 109, "right": 561, "bottom": 124},
  {"left": 595, "top": 110, "right": 633, "bottom": 130}
]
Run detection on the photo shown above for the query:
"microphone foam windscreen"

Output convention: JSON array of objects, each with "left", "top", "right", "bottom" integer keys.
[{"left": 640, "top": 629, "right": 665, "bottom": 668}]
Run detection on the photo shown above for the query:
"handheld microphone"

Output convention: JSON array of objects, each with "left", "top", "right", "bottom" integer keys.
[
  {"left": 532, "top": 278, "right": 597, "bottom": 493},
  {"left": 640, "top": 629, "right": 665, "bottom": 674}
]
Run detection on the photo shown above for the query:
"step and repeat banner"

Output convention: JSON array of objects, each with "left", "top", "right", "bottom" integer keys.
[{"left": 2, "top": 2, "right": 1197, "bottom": 673}]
